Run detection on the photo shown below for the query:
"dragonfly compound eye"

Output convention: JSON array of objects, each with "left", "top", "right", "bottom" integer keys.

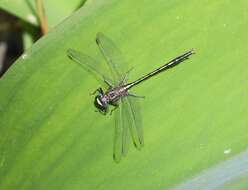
[{"left": 94, "top": 96, "right": 107, "bottom": 113}]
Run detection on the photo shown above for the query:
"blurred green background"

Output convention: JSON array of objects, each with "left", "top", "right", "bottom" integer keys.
[{"left": 0, "top": 0, "right": 248, "bottom": 189}]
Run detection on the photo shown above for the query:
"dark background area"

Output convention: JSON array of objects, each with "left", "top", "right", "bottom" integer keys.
[{"left": 0, "top": 9, "right": 40, "bottom": 77}]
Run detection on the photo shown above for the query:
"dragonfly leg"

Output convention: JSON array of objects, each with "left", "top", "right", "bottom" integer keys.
[
  {"left": 103, "top": 77, "right": 113, "bottom": 88},
  {"left": 90, "top": 88, "right": 104, "bottom": 95},
  {"left": 90, "top": 89, "right": 98, "bottom": 95},
  {"left": 128, "top": 93, "right": 145, "bottom": 98},
  {"left": 109, "top": 103, "right": 119, "bottom": 115},
  {"left": 120, "top": 67, "right": 134, "bottom": 84},
  {"left": 95, "top": 109, "right": 107, "bottom": 115}
]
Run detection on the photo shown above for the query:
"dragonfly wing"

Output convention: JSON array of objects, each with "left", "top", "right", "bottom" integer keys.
[
  {"left": 113, "top": 100, "right": 125, "bottom": 163},
  {"left": 96, "top": 32, "right": 127, "bottom": 84},
  {"left": 122, "top": 96, "right": 144, "bottom": 150},
  {"left": 113, "top": 98, "right": 132, "bottom": 163},
  {"left": 120, "top": 98, "right": 131, "bottom": 157},
  {"left": 67, "top": 48, "right": 113, "bottom": 87}
]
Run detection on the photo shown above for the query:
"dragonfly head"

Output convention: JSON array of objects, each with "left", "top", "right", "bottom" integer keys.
[{"left": 94, "top": 90, "right": 108, "bottom": 114}]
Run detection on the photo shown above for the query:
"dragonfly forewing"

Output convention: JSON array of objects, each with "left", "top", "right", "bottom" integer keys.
[
  {"left": 96, "top": 32, "right": 127, "bottom": 84},
  {"left": 67, "top": 48, "right": 113, "bottom": 88}
]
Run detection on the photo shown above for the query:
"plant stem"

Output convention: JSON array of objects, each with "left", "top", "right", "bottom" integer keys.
[{"left": 36, "top": 0, "right": 48, "bottom": 34}]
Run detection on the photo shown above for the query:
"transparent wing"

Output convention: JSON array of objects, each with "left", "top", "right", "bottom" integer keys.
[
  {"left": 113, "top": 101, "right": 124, "bottom": 163},
  {"left": 96, "top": 32, "right": 127, "bottom": 84},
  {"left": 67, "top": 48, "right": 113, "bottom": 87},
  {"left": 113, "top": 98, "right": 131, "bottom": 163},
  {"left": 122, "top": 96, "right": 144, "bottom": 150},
  {"left": 113, "top": 96, "right": 143, "bottom": 163},
  {"left": 120, "top": 98, "right": 131, "bottom": 157}
]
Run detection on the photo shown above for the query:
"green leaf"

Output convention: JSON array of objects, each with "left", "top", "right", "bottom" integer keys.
[
  {"left": 1, "top": 0, "right": 248, "bottom": 189},
  {"left": 0, "top": 0, "right": 38, "bottom": 25},
  {"left": 0, "top": 0, "right": 86, "bottom": 27}
]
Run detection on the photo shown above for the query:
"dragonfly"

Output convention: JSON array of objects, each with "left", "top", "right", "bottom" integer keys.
[{"left": 67, "top": 32, "right": 194, "bottom": 163}]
